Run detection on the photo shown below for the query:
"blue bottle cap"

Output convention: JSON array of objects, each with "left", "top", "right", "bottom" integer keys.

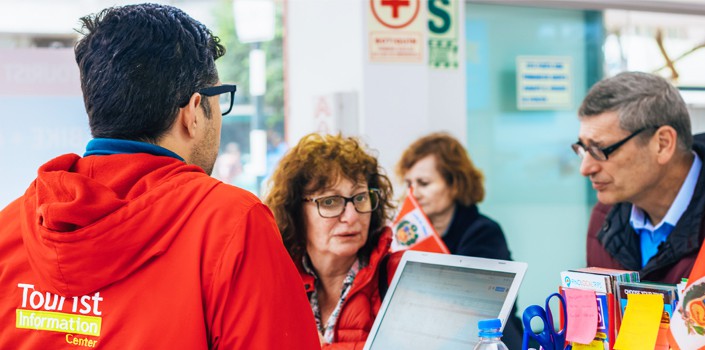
[
  {"left": 478, "top": 318, "right": 503, "bottom": 338},
  {"left": 478, "top": 318, "right": 502, "bottom": 330}
]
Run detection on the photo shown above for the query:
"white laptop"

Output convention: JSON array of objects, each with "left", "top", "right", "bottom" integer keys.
[{"left": 363, "top": 250, "right": 528, "bottom": 350}]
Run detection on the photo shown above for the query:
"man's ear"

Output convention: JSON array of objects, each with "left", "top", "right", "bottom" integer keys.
[
  {"left": 178, "top": 93, "right": 202, "bottom": 139},
  {"left": 655, "top": 125, "right": 678, "bottom": 165}
]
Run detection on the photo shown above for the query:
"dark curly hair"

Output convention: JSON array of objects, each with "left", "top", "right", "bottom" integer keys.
[
  {"left": 396, "top": 132, "right": 485, "bottom": 205},
  {"left": 74, "top": 3, "right": 226, "bottom": 143},
  {"left": 264, "top": 133, "right": 395, "bottom": 263}
]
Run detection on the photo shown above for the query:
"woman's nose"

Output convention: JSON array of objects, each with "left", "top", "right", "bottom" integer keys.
[{"left": 338, "top": 201, "right": 359, "bottom": 222}]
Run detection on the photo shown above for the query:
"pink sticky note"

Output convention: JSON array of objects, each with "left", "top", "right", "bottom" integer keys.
[{"left": 564, "top": 288, "right": 598, "bottom": 345}]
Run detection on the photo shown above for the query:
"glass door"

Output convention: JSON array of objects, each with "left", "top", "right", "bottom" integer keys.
[{"left": 465, "top": 2, "right": 602, "bottom": 311}]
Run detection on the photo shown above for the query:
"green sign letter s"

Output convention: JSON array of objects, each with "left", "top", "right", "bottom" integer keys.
[{"left": 428, "top": 0, "right": 451, "bottom": 34}]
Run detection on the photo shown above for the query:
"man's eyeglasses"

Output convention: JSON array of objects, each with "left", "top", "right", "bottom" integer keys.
[
  {"left": 571, "top": 126, "right": 657, "bottom": 161},
  {"left": 199, "top": 84, "right": 237, "bottom": 116},
  {"left": 303, "top": 189, "right": 381, "bottom": 218}
]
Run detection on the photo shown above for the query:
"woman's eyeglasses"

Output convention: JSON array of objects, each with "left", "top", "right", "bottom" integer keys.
[{"left": 303, "top": 189, "right": 381, "bottom": 218}]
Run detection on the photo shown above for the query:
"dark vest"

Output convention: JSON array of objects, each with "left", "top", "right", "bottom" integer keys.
[{"left": 586, "top": 143, "right": 705, "bottom": 283}]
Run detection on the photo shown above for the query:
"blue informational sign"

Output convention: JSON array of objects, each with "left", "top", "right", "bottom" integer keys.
[{"left": 516, "top": 56, "right": 572, "bottom": 110}]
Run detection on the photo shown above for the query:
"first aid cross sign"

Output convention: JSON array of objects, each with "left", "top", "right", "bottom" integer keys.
[{"left": 370, "top": 0, "right": 420, "bottom": 29}]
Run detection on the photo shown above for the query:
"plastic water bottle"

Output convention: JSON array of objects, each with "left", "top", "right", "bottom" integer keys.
[{"left": 473, "top": 318, "right": 509, "bottom": 350}]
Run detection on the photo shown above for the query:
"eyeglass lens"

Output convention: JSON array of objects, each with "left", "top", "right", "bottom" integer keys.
[
  {"left": 571, "top": 143, "right": 586, "bottom": 158},
  {"left": 219, "top": 93, "right": 232, "bottom": 115},
  {"left": 317, "top": 191, "right": 379, "bottom": 218},
  {"left": 572, "top": 143, "right": 605, "bottom": 161}
]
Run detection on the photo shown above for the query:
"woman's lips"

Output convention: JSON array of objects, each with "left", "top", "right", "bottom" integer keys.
[{"left": 334, "top": 232, "right": 359, "bottom": 238}]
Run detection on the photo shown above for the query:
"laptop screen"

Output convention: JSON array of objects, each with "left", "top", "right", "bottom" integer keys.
[{"left": 366, "top": 260, "right": 519, "bottom": 349}]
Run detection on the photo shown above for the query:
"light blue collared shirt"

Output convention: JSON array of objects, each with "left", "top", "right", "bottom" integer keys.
[{"left": 630, "top": 152, "right": 702, "bottom": 268}]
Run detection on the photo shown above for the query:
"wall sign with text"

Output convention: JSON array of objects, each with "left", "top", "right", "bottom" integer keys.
[
  {"left": 368, "top": 0, "right": 424, "bottom": 63},
  {"left": 516, "top": 56, "right": 572, "bottom": 110},
  {"left": 428, "top": 0, "right": 458, "bottom": 69}
]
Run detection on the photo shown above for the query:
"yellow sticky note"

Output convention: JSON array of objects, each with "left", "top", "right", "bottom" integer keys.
[
  {"left": 572, "top": 339, "right": 605, "bottom": 350},
  {"left": 613, "top": 293, "right": 663, "bottom": 350}
]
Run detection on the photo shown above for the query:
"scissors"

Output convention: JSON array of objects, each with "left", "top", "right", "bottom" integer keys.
[{"left": 521, "top": 292, "right": 570, "bottom": 350}]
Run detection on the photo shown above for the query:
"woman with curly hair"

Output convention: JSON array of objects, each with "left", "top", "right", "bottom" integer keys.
[{"left": 265, "top": 133, "right": 397, "bottom": 349}]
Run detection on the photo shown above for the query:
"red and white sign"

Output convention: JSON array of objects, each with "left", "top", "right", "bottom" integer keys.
[
  {"left": 370, "top": 0, "right": 421, "bottom": 29},
  {"left": 368, "top": 0, "right": 424, "bottom": 63}
]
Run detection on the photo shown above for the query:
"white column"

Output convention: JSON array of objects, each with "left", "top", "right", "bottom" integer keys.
[{"left": 287, "top": 0, "right": 466, "bottom": 183}]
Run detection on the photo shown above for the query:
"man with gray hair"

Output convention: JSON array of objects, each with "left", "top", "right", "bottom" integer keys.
[{"left": 574, "top": 71, "right": 704, "bottom": 283}]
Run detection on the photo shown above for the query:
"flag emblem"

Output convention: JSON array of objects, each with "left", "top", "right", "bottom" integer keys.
[
  {"left": 669, "top": 242, "right": 705, "bottom": 349},
  {"left": 681, "top": 282, "right": 705, "bottom": 335},
  {"left": 394, "top": 220, "right": 419, "bottom": 246}
]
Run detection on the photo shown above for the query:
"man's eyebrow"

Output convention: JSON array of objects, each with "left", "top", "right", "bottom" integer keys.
[{"left": 577, "top": 136, "right": 603, "bottom": 147}]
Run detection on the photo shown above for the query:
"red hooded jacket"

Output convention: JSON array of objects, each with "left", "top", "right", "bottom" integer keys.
[{"left": 0, "top": 153, "right": 320, "bottom": 349}]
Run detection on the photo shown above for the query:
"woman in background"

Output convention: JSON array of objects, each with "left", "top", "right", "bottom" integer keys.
[
  {"left": 265, "top": 133, "right": 396, "bottom": 349},
  {"left": 396, "top": 132, "right": 522, "bottom": 349}
]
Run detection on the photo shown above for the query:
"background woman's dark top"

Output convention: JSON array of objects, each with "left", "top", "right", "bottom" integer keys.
[{"left": 442, "top": 203, "right": 522, "bottom": 350}]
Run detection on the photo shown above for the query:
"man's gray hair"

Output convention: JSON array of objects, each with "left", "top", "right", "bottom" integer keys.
[{"left": 578, "top": 71, "right": 692, "bottom": 151}]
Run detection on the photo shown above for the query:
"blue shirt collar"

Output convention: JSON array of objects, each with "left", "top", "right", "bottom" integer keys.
[
  {"left": 630, "top": 151, "right": 702, "bottom": 231},
  {"left": 84, "top": 138, "right": 184, "bottom": 161}
]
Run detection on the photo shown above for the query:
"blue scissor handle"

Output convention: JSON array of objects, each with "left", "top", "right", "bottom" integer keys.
[
  {"left": 522, "top": 305, "right": 555, "bottom": 350},
  {"left": 545, "top": 293, "right": 568, "bottom": 349}
]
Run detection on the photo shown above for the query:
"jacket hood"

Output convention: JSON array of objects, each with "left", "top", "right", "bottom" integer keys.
[{"left": 20, "top": 153, "right": 217, "bottom": 297}]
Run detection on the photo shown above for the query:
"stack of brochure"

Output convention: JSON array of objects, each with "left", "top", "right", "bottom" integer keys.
[
  {"left": 615, "top": 281, "right": 678, "bottom": 321},
  {"left": 562, "top": 267, "right": 640, "bottom": 294},
  {"left": 559, "top": 267, "right": 640, "bottom": 350},
  {"left": 615, "top": 281, "right": 679, "bottom": 349}
]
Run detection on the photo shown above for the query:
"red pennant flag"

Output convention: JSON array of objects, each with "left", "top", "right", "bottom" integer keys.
[
  {"left": 391, "top": 187, "right": 449, "bottom": 254},
  {"left": 669, "top": 244, "right": 705, "bottom": 350}
]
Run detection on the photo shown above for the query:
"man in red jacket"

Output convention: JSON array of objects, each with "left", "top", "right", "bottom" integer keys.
[
  {"left": 573, "top": 71, "right": 705, "bottom": 283},
  {"left": 0, "top": 4, "right": 320, "bottom": 349}
]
